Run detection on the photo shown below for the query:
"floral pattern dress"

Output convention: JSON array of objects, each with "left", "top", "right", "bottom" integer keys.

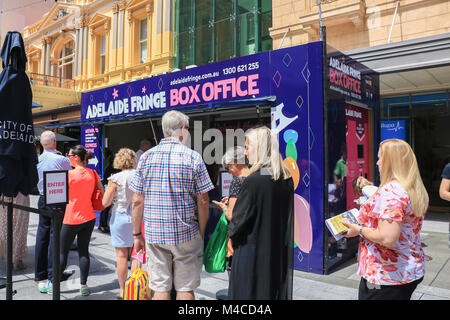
[{"left": 357, "top": 181, "right": 425, "bottom": 285}]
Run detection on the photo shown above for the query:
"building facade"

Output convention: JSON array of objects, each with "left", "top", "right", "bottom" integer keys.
[
  {"left": 270, "top": 0, "right": 450, "bottom": 210},
  {"left": 23, "top": 0, "right": 174, "bottom": 129},
  {"left": 23, "top": 0, "right": 273, "bottom": 133},
  {"left": 172, "top": 0, "right": 272, "bottom": 69}
]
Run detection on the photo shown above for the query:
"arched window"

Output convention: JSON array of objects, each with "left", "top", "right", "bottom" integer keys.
[{"left": 58, "top": 41, "right": 74, "bottom": 79}]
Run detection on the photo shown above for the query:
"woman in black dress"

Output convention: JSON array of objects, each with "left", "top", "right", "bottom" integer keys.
[{"left": 228, "top": 126, "right": 294, "bottom": 300}]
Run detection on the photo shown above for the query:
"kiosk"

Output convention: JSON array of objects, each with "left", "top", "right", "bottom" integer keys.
[{"left": 79, "top": 41, "right": 379, "bottom": 274}]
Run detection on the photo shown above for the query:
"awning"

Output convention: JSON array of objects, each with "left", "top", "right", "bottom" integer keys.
[
  {"left": 34, "top": 127, "right": 78, "bottom": 142},
  {"left": 34, "top": 115, "right": 81, "bottom": 126},
  {"left": 32, "top": 101, "right": 43, "bottom": 108},
  {"left": 377, "top": 66, "right": 450, "bottom": 95},
  {"left": 345, "top": 32, "right": 450, "bottom": 73},
  {"left": 345, "top": 33, "right": 450, "bottom": 95}
]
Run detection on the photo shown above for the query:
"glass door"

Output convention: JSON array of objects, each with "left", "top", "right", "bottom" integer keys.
[{"left": 411, "top": 92, "right": 450, "bottom": 209}]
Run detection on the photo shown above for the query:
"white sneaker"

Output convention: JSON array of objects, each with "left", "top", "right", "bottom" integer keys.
[
  {"left": 38, "top": 280, "right": 52, "bottom": 294},
  {"left": 80, "top": 284, "right": 90, "bottom": 296}
]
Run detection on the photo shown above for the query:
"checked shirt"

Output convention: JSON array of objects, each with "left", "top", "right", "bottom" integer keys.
[{"left": 129, "top": 137, "right": 214, "bottom": 245}]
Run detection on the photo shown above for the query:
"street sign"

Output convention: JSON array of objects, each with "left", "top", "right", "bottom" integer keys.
[
  {"left": 81, "top": 124, "right": 103, "bottom": 179},
  {"left": 43, "top": 170, "right": 69, "bottom": 206},
  {"left": 380, "top": 120, "right": 407, "bottom": 142}
]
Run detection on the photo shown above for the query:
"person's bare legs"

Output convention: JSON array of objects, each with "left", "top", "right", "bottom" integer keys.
[
  {"left": 153, "top": 291, "right": 171, "bottom": 300},
  {"left": 177, "top": 291, "right": 195, "bottom": 300},
  {"left": 115, "top": 247, "right": 131, "bottom": 297}
]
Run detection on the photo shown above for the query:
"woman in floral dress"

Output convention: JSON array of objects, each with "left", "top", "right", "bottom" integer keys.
[{"left": 343, "top": 139, "right": 428, "bottom": 300}]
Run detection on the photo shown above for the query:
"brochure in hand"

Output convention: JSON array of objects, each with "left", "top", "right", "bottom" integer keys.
[{"left": 325, "top": 208, "right": 360, "bottom": 241}]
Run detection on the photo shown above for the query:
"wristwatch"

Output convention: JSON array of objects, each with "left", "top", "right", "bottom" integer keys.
[
  {"left": 359, "top": 226, "right": 365, "bottom": 238},
  {"left": 133, "top": 232, "right": 142, "bottom": 237}
]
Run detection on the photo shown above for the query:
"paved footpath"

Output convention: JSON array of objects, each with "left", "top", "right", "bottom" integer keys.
[{"left": 1, "top": 196, "right": 449, "bottom": 300}]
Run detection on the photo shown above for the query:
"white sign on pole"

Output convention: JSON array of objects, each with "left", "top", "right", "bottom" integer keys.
[{"left": 43, "top": 170, "right": 69, "bottom": 206}]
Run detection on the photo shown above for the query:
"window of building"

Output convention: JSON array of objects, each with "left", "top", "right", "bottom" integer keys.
[
  {"left": 126, "top": 0, "right": 151, "bottom": 66},
  {"left": 381, "top": 91, "right": 450, "bottom": 208},
  {"left": 88, "top": 14, "right": 111, "bottom": 76},
  {"left": 100, "top": 34, "right": 106, "bottom": 74},
  {"left": 174, "top": 0, "right": 272, "bottom": 69},
  {"left": 382, "top": 95, "right": 409, "bottom": 119},
  {"left": 58, "top": 40, "right": 74, "bottom": 79},
  {"left": 139, "top": 18, "right": 148, "bottom": 64},
  {"left": 177, "top": 0, "right": 195, "bottom": 67},
  {"left": 32, "top": 60, "right": 39, "bottom": 73}
]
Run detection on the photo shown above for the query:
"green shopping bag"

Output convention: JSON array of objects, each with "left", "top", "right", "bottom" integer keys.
[{"left": 203, "top": 213, "right": 229, "bottom": 273}]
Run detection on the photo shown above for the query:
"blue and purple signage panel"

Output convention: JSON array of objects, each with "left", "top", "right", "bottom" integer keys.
[
  {"left": 81, "top": 43, "right": 325, "bottom": 273},
  {"left": 80, "top": 124, "right": 103, "bottom": 180}
]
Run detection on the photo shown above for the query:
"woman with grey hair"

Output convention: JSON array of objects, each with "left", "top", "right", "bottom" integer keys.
[{"left": 212, "top": 146, "right": 249, "bottom": 260}]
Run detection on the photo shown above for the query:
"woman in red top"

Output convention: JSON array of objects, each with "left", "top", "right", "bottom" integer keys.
[{"left": 60, "top": 145, "right": 104, "bottom": 296}]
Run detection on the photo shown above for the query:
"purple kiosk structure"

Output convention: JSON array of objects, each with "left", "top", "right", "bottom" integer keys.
[{"left": 77, "top": 40, "right": 379, "bottom": 274}]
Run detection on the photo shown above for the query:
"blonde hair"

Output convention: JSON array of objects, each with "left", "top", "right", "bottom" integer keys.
[
  {"left": 245, "top": 126, "right": 292, "bottom": 180},
  {"left": 113, "top": 148, "right": 137, "bottom": 170},
  {"left": 378, "top": 139, "right": 429, "bottom": 217}
]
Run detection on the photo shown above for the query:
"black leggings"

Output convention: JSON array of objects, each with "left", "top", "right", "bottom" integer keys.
[
  {"left": 60, "top": 220, "right": 95, "bottom": 285},
  {"left": 358, "top": 277, "right": 423, "bottom": 300}
]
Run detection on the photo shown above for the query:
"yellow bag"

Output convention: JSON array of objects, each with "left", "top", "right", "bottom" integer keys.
[{"left": 123, "top": 268, "right": 151, "bottom": 300}]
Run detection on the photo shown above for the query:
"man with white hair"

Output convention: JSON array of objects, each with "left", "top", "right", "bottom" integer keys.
[
  {"left": 130, "top": 110, "right": 214, "bottom": 300},
  {"left": 35, "top": 130, "right": 72, "bottom": 294}
]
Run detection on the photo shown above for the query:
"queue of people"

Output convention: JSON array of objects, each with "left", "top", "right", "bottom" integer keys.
[{"left": 2, "top": 109, "right": 447, "bottom": 300}]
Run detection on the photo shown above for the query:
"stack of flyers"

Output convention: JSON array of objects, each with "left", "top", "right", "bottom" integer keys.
[{"left": 326, "top": 208, "right": 360, "bottom": 241}]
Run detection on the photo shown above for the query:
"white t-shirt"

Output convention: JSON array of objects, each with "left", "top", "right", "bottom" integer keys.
[{"left": 108, "top": 169, "right": 136, "bottom": 214}]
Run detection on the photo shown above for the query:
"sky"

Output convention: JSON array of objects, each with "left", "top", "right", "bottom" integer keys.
[{"left": 0, "top": 0, "right": 55, "bottom": 45}]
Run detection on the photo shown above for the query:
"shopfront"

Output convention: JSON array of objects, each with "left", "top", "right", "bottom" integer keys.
[
  {"left": 79, "top": 41, "right": 379, "bottom": 274},
  {"left": 346, "top": 33, "right": 450, "bottom": 213},
  {"left": 381, "top": 91, "right": 450, "bottom": 211}
]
